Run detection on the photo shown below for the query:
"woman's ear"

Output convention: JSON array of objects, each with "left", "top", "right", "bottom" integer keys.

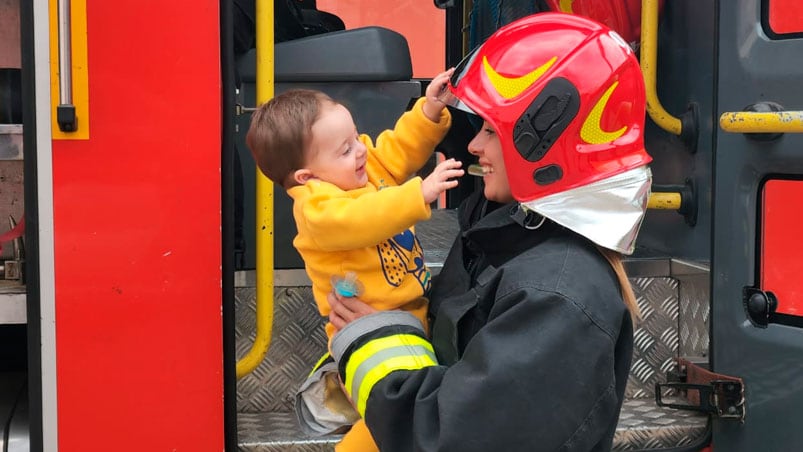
[{"left": 294, "top": 168, "right": 315, "bottom": 185}]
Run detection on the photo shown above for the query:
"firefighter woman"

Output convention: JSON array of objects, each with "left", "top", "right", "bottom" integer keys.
[{"left": 327, "top": 12, "right": 652, "bottom": 451}]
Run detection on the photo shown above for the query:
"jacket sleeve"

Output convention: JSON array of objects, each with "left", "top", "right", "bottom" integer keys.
[
  {"left": 365, "top": 97, "right": 451, "bottom": 184},
  {"left": 330, "top": 286, "right": 625, "bottom": 452},
  {"left": 296, "top": 179, "right": 431, "bottom": 251}
]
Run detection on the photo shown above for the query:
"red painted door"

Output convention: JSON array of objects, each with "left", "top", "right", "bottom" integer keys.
[{"left": 49, "top": 1, "right": 224, "bottom": 450}]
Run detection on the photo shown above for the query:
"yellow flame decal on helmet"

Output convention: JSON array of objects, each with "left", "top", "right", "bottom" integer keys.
[
  {"left": 483, "top": 56, "right": 557, "bottom": 99},
  {"left": 559, "top": 0, "right": 574, "bottom": 13},
  {"left": 580, "top": 81, "right": 627, "bottom": 144}
]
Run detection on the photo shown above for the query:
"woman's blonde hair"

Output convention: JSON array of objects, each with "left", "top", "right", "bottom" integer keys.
[{"left": 597, "top": 246, "right": 640, "bottom": 325}]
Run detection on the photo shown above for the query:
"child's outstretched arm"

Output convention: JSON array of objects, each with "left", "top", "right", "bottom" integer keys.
[
  {"left": 368, "top": 67, "right": 454, "bottom": 183},
  {"left": 421, "top": 158, "right": 464, "bottom": 204},
  {"left": 422, "top": 68, "right": 455, "bottom": 123}
]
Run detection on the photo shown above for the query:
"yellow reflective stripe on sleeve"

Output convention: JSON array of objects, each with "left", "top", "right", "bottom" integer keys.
[
  {"left": 355, "top": 354, "right": 437, "bottom": 417},
  {"left": 343, "top": 334, "right": 436, "bottom": 417},
  {"left": 345, "top": 334, "right": 434, "bottom": 386},
  {"left": 308, "top": 352, "right": 331, "bottom": 377}
]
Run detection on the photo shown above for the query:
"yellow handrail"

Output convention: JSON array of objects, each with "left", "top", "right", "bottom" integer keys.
[
  {"left": 640, "top": 0, "right": 682, "bottom": 136},
  {"left": 647, "top": 192, "right": 682, "bottom": 210},
  {"left": 236, "top": 0, "right": 275, "bottom": 378},
  {"left": 647, "top": 181, "right": 697, "bottom": 226},
  {"left": 720, "top": 111, "right": 803, "bottom": 134}
]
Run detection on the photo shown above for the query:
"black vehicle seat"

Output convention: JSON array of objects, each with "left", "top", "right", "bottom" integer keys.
[{"left": 237, "top": 26, "right": 413, "bottom": 83}]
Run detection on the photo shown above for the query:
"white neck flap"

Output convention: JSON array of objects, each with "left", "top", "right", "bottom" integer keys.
[{"left": 521, "top": 166, "right": 652, "bottom": 255}]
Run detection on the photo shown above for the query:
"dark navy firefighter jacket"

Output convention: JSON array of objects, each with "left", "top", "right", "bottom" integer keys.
[{"left": 330, "top": 190, "right": 634, "bottom": 452}]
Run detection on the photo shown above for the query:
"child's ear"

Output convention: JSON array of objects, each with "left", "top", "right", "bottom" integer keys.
[{"left": 293, "top": 168, "right": 315, "bottom": 185}]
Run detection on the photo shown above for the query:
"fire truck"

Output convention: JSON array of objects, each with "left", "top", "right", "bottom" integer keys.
[{"left": 2, "top": 0, "right": 803, "bottom": 450}]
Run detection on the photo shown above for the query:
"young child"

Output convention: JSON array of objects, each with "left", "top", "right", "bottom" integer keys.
[{"left": 246, "top": 69, "right": 463, "bottom": 452}]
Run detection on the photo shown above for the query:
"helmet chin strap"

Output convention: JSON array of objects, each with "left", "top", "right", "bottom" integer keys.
[{"left": 510, "top": 204, "right": 547, "bottom": 230}]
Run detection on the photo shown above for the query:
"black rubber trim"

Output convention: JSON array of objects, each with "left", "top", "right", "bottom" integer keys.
[
  {"left": 220, "top": 0, "right": 238, "bottom": 450},
  {"left": 20, "top": 0, "right": 43, "bottom": 450}
]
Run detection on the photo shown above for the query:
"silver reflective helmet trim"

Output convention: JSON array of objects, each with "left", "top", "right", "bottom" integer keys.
[{"left": 521, "top": 165, "right": 652, "bottom": 255}]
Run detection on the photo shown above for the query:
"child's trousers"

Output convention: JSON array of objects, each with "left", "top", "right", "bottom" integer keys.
[{"left": 335, "top": 419, "right": 379, "bottom": 452}]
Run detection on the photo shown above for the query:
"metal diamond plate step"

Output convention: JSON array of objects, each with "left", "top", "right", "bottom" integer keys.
[
  {"left": 614, "top": 398, "right": 708, "bottom": 450},
  {"left": 238, "top": 412, "right": 337, "bottom": 452},
  {"left": 236, "top": 400, "right": 708, "bottom": 452},
  {"left": 236, "top": 209, "right": 711, "bottom": 450}
]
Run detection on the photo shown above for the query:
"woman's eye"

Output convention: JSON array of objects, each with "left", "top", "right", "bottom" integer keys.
[{"left": 483, "top": 128, "right": 495, "bottom": 136}]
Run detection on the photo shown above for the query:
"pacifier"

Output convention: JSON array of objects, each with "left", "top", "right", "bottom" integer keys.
[{"left": 331, "top": 271, "right": 364, "bottom": 297}]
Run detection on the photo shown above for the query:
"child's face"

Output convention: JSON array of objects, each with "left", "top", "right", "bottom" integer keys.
[{"left": 300, "top": 103, "right": 368, "bottom": 191}]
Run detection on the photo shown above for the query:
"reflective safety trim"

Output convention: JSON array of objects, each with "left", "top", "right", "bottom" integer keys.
[
  {"left": 482, "top": 55, "right": 556, "bottom": 100},
  {"left": 343, "top": 334, "right": 436, "bottom": 417},
  {"left": 580, "top": 81, "right": 628, "bottom": 144},
  {"left": 309, "top": 352, "right": 332, "bottom": 377},
  {"left": 522, "top": 165, "right": 652, "bottom": 254}
]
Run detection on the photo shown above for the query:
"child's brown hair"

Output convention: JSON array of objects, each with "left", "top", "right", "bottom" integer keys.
[{"left": 245, "top": 89, "right": 337, "bottom": 188}]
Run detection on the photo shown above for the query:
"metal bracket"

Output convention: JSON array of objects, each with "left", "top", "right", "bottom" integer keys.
[
  {"left": 654, "top": 358, "right": 745, "bottom": 422},
  {"left": 1, "top": 215, "right": 24, "bottom": 282},
  {"left": 655, "top": 380, "right": 745, "bottom": 420},
  {"left": 235, "top": 103, "right": 257, "bottom": 116}
]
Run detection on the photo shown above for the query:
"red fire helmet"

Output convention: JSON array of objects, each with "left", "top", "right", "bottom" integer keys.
[
  {"left": 544, "top": 0, "right": 662, "bottom": 44},
  {"left": 445, "top": 12, "right": 652, "bottom": 203}
]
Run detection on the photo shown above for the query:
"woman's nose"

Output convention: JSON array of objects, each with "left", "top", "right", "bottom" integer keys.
[{"left": 467, "top": 134, "right": 482, "bottom": 155}]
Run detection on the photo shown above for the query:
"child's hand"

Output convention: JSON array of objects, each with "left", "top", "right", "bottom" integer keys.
[
  {"left": 422, "top": 68, "right": 456, "bottom": 122},
  {"left": 421, "top": 158, "right": 464, "bottom": 204}
]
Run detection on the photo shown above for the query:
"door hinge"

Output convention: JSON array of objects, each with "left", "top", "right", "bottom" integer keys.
[{"left": 655, "top": 358, "right": 745, "bottom": 422}]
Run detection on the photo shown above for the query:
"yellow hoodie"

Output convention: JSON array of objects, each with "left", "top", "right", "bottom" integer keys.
[{"left": 287, "top": 98, "right": 451, "bottom": 339}]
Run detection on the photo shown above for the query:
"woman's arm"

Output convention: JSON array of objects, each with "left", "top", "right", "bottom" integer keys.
[
  {"left": 328, "top": 292, "right": 378, "bottom": 332},
  {"left": 330, "top": 287, "right": 627, "bottom": 452}
]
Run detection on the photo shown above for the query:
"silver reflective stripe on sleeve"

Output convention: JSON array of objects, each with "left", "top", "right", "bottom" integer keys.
[
  {"left": 330, "top": 310, "right": 425, "bottom": 362},
  {"left": 343, "top": 334, "right": 437, "bottom": 417}
]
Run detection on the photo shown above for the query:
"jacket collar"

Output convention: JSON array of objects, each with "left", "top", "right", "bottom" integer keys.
[{"left": 459, "top": 193, "right": 559, "bottom": 258}]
